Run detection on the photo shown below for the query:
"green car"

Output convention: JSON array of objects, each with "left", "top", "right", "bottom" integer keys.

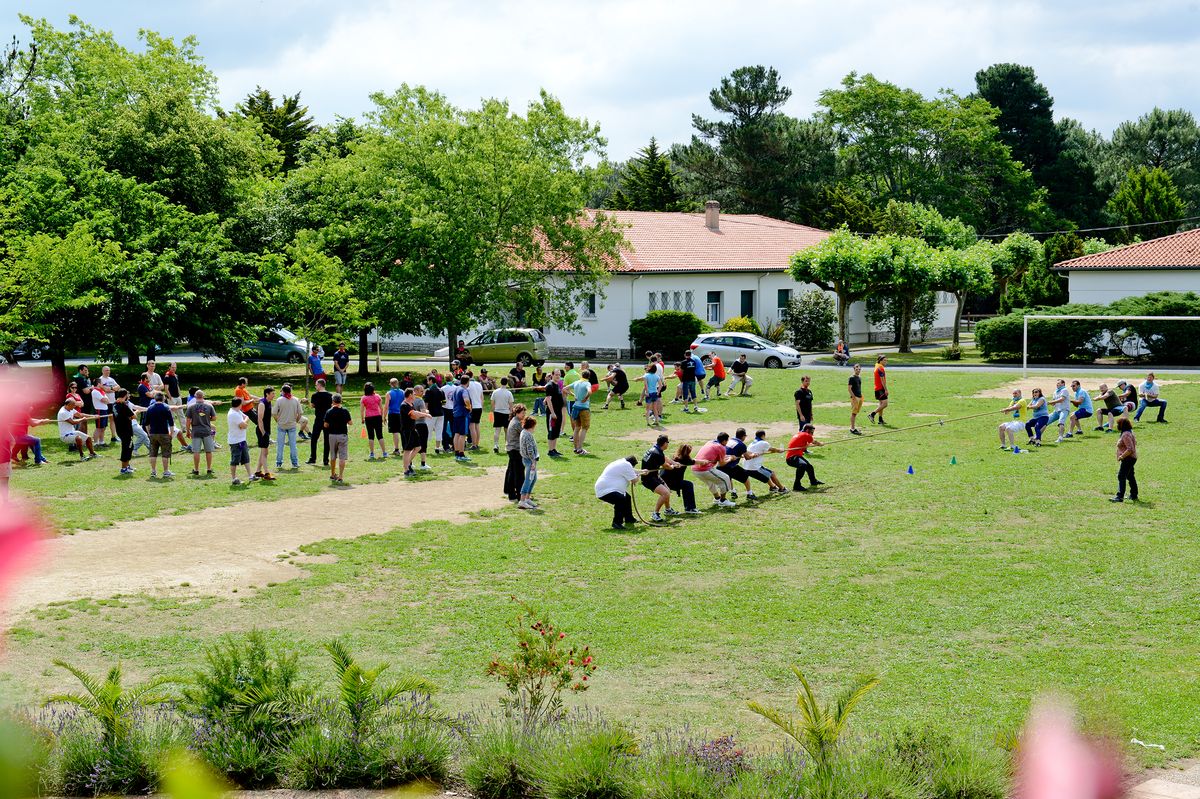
[
  {"left": 435, "top": 328, "right": 548, "bottom": 367},
  {"left": 239, "top": 328, "right": 311, "bottom": 363}
]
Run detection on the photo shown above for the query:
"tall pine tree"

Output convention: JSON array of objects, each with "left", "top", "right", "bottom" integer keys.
[{"left": 609, "top": 138, "right": 681, "bottom": 211}]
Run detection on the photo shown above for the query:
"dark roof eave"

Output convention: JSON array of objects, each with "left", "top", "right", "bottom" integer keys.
[
  {"left": 613, "top": 266, "right": 789, "bottom": 275},
  {"left": 1053, "top": 264, "right": 1200, "bottom": 272}
]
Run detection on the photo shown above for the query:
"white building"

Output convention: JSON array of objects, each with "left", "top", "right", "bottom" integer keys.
[
  {"left": 1056, "top": 228, "right": 1200, "bottom": 304},
  {"left": 381, "top": 204, "right": 960, "bottom": 358}
]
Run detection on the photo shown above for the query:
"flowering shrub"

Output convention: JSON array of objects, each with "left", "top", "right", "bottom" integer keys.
[{"left": 486, "top": 601, "right": 598, "bottom": 722}]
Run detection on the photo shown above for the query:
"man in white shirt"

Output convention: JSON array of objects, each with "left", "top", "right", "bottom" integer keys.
[
  {"left": 90, "top": 381, "right": 111, "bottom": 447},
  {"left": 490, "top": 377, "right": 514, "bottom": 453},
  {"left": 741, "top": 430, "right": 788, "bottom": 493},
  {"left": 467, "top": 373, "right": 485, "bottom": 449},
  {"left": 146, "top": 359, "right": 164, "bottom": 393},
  {"left": 57, "top": 399, "right": 98, "bottom": 460},
  {"left": 1048, "top": 379, "right": 1071, "bottom": 443},
  {"left": 441, "top": 380, "right": 460, "bottom": 453},
  {"left": 594, "top": 455, "right": 643, "bottom": 530},
  {"left": 226, "top": 397, "right": 255, "bottom": 485},
  {"left": 1134, "top": 372, "right": 1168, "bottom": 423}
]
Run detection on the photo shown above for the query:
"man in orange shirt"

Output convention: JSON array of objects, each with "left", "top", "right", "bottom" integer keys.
[
  {"left": 785, "top": 423, "right": 825, "bottom": 491},
  {"left": 704, "top": 351, "right": 726, "bottom": 401},
  {"left": 869, "top": 355, "right": 889, "bottom": 425}
]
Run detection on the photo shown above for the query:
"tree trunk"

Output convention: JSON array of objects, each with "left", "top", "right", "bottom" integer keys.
[
  {"left": 357, "top": 328, "right": 370, "bottom": 376},
  {"left": 897, "top": 298, "right": 914, "bottom": 353},
  {"left": 49, "top": 333, "right": 67, "bottom": 390},
  {"left": 145, "top": 343, "right": 156, "bottom": 364},
  {"left": 953, "top": 294, "right": 966, "bottom": 347},
  {"left": 126, "top": 347, "right": 141, "bottom": 367},
  {"left": 446, "top": 323, "right": 459, "bottom": 369},
  {"left": 836, "top": 292, "right": 849, "bottom": 345}
]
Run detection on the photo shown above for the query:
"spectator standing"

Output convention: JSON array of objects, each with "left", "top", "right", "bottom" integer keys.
[
  {"left": 359, "top": 382, "right": 384, "bottom": 459},
  {"left": 90, "top": 379, "right": 110, "bottom": 447},
  {"left": 308, "top": 346, "right": 326, "bottom": 382},
  {"left": 386, "top": 378, "right": 406, "bottom": 457},
  {"left": 162, "top": 362, "right": 190, "bottom": 452},
  {"left": 144, "top": 393, "right": 175, "bottom": 478},
  {"left": 518, "top": 416, "right": 539, "bottom": 510},
  {"left": 503, "top": 404, "right": 527, "bottom": 500},
  {"left": 412, "top": 384, "right": 432, "bottom": 471},
  {"left": 110, "top": 389, "right": 136, "bottom": 473},
  {"left": 848, "top": 363, "right": 864, "bottom": 435},
  {"left": 274, "top": 384, "right": 303, "bottom": 470},
  {"left": 1111, "top": 417, "right": 1139, "bottom": 502},
  {"left": 323, "top": 393, "right": 353, "bottom": 484},
  {"left": 452, "top": 375, "right": 473, "bottom": 461},
  {"left": 424, "top": 375, "right": 445, "bottom": 455},
  {"left": 794, "top": 375, "right": 814, "bottom": 428},
  {"left": 467, "top": 372, "right": 485, "bottom": 450},
  {"left": 306, "top": 379, "right": 333, "bottom": 466},
  {"left": 491, "top": 378, "right": 514, "bottom": 453},
  {"left": 569, "top": 376, "right": 593, "bottom": 455},
  {"left": 332, "top": 343, "right": 351, "bottom": 392},
  {"left": 185, "top": 389, "right": 218, "bottom": 476},
  {"left": 869, "top": 356, "right": 888, "bottom": 425},
  {"left": 544, "top": 371, "right": 565, "bottom": 457},
  {"left": 400, "top": 387, "right": 432, "bottom": 477},
  {"left": 226, "top": 397, "right": 255, "bottom": 485},
  {"left": 255, "top": 386, "right": 276, "bottom": 480}
]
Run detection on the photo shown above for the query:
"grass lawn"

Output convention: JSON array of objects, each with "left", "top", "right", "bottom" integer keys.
[
  {"left": 809, "top": 346, "right": 988, "bottom": 366},
  {"left": 3, "top": 367, "right": 1198, "bottom": 764}
]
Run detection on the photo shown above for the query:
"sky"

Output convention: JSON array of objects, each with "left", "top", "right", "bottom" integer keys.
[{"left": 4, "top": 0, "right": 1200, "bottom": 160}]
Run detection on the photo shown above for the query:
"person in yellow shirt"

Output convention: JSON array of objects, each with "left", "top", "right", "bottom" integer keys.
[{"left": 997, "top": 389, "right": 1028, "bottom": 450}]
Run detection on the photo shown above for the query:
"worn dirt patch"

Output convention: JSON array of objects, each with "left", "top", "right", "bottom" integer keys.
[
  {"left": 815, "top": 400, "right": 853, "bottom": 408},
  {"left": 618, "top": 421, "right": 850, "bottom": 447},
  {"left": 907, "top": 412, "right": 949, "bottom": 417},
  {"left": 6, "top": 469, "right": 508, "bottom": 617},
  {"left": 970, "top": 377, "right": 1192, "bottom": 399}
]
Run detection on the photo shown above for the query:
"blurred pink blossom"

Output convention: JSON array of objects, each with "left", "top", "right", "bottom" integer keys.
[{"left": 1016, "top": 699, "right": 1124, "bottom": 799}]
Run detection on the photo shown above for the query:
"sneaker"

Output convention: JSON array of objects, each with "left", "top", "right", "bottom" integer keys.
[
  {"left": 684, "top": 508, "right": 703, "bottom": 515},
  {"left": 493, "top": 447, "right": 500, "bottom": 454},
  {"left": 305, "top": 459, "right": 316, "bottom": 465},
  {"left": 455, "top": 455, "right": 470, "bottom": 462},
  {"left": 575, "top": 448, "right": 589, "bottom": 456},
  {"left": 810, "top": 480, "right": 826, "bottom": 486},
  {"left": 664, "top": 508, "right": 681, "bottom": 516},
  {"left": 793, "top": 485, "right": 808, "bottom": 492},
  {"left": 999, "top": 445, "right": 1009, "bottom": 451},
  {"left": 1063, "top": 433, "right": 1073, "bottom": 439},
  {"left": 868, "top": 411, "right": 876, "bottom": 424},
  {"left": 776, "top": 488, "right": 790, "bottom": 495},
  {"left": 719, "top": 499, "right": 736, "bottom": 508},
  {"left": 746, "top": 491, "right": 757, "bottom": 499},
  {"left": 119, "top": 467, "right": 133, "bottom": 475},
  {"left": 162, "top": 470, "right": 175, "bottom": 478},
  {"left": 392, "top": 448, "right": 401, "bottom": 456},
  {"left": 250, "top": 474, "right": 261, "bottom": 482},
  {"left": 650, "top": 512, "right": 663, "bottom": 522},
  {"left": 877, "top": 416, "right": 884, "bottom": 425},
  {"left": 419, "top": 464, "right": 432, "bottom": 471},
  {"left": 612, "top": 522, "right": 625, "bottom": 530},
  {"left": 181, "top": 445, "right": 193, "bottom": 453},
  {"left": 298, "top": 433, "right": 309, "bottom": 441},
  {"left": 1056, "top": 436, "right": 1064, "bottom": 443},
  {"left": 517, "top": 500, "right": 534, "bottom": 510},
  {"left": 1109, "top": 496, "right": 1124, "bottom": 503},
  {"left": 729, "top": 490, "right": 738, "bottom": 499},
  {"left": 368, "top": 454, "right": 376, "bottom": 460},
  {"left": 850, "top": 428, "right": 863, "bottom": 435},
  {"left": 1094, "top": 426, "right": 1104, "bottom": 431},
  {"left": 231, "top": 478, "right": 241, "bottom": 486},
  {"left": 380, "top": 452, "right": 388, "bottom": 459},
  {"left": 404, "top": 469, "right": 415, "bottom": 478},
  {"left": 150, "top": 471, "right": 158, "bottom": 479},
  {"left": 191, "top": 469, "right": 200, "bottom": 476}
]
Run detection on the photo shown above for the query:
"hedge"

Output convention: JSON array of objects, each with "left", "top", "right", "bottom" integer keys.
[
  {"left": 975, "top": 292, "right": 1200, "bottom": 364},
  {"left": 629, "top": 311, "right": 707, "bottom": 360}
]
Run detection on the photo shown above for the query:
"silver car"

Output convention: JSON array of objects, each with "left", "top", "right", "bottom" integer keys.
[{"left": 690, "top": 333, "right": 803, "bottom": 369}]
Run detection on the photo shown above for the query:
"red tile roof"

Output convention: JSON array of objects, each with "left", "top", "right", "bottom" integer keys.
[
  {"left": 590, "top": 210, "right": 830, "bottom": 273},
  {"left": 1054, "top": 228, "right": 1200, "bottom": 270}
]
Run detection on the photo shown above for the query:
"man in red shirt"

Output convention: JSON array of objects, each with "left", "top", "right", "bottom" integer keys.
[
  {"left": 785, "top": 423, "right": 825, "bottom": 491},
  {"left": 704, "top": 351, "right": 726, "bottom": 401},
  {"left": 692, "top": 437, "right": 736, "bottom": 507},
  {"left": 869, "top": 355, "right": 889, "bottom": 425}
]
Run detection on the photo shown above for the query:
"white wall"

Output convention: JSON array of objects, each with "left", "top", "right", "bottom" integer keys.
[{"left": 1067, "top": 270, "right": 1200, "bottom": 304}]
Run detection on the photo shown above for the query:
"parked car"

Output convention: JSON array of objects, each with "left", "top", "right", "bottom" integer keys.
[
  {"left": 239, "top": 328, "right": 312, "bottom": 363},
  {"left": 9, "top": 339, "right": 48, "bottom": 361},
  {"left": 434, "top": 328, "right": 548, "bottom": 367},
  {"left": 689, "top": 332, "right": 803, "bottom": 369}
]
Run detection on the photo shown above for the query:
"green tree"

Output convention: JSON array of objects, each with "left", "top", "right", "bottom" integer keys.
[
  {"left": 319, "top": 86, "right": 626, "bottom": 363},
  {"left": 262, "top": 230, "right": 367, "bottom": 394},
  {"left": 236, "top": 87, "right": 316, "bottom": 172},
  {"left": 789, "top": 228, "right": 893, "bottom": 343},
  {"left": 609, "top": 138, "right": 680, "bottom": 211},
  {"left": 1040, "top": 118, "right": 1108, "bottom": 226},
  {"left": 974, "top": 64, "right": 1062, "bottom": 181},
  {"left": 1106, "top": 108, "right": 1200, "bottom": 211},
  {"left": 991, "top": 231, "right": 1043, "bottom": 313},
  {"left": 673, "top": 65, "right": 836, "bottom": 222},
  {"left": 818, "top": 72, "right": 1039, "bottom": 232},
  {"left": 1105, "top": 166, "right": 1187, "bottom": 243},
  {"left": 935, "top": 241, "right": 995, "bottom": 345}
]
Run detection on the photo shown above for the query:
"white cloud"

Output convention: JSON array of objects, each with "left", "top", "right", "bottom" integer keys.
[{"left": 206, "top": 0, "right": 1200, "bottom": 158}]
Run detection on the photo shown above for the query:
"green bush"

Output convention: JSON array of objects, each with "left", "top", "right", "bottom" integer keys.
[
  {"left": 722, "top": 316, "right": 762, "bottom": 335},
  {"left": 939, "top": 345, "right": 963, "bottom": 361},
  {"left": 892, "top": 726, "right": 1008, "bottom": 799},
  {"left": 192, "top": 722, "right": 279, "bottom": 789},
  {"left": 834, "top": 744, "right": 927, "bottom": 799},
  {"left": 378, "top": 719, "right": 454, "bottom": 785},
  {"left": 1111, "top": 291, "right": 1200, "bottom": 364},
  {"left": 629, "top": 311, "right": 706, "bottom": 360},
  {"left": 974, "top": 304, "right": 1109, "bottom": 363},
  {"left": 783, "top": 290, "right": 837, "bottom": 351},
  {"left": 0, "top": 715, "right": 51, "bottom": 798},
  {"left": 641, "top": 747, "right": 722, "bottom": 799},
  {"left": 47, "top": 711, "right": 186, "bottom": 796},
  {"left": 461, "top": 719, "right": 548, "bottom": 799},
  {"left": 539, "top": 723, "right": 640, "bottom": 799},
  {"left": 277, "top": 718, "right": 357, "bottom": 789}
]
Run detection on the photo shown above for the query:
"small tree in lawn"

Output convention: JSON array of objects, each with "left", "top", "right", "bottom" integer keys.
[
  {"left": 263, "top": 230, "right": 367, "bottom": 396},
  {"left": 993, "top": 232, "right": 1043, "bottom": 313},
  {"left": 782, "top": 289, "right": 836, "bottom": 351},
  {"left": 790, "top": 228, "right": 891, "bottom": 344},
  {"left": 936, "top": 241, "right": 995, "bottom": 346},
  {"left": 876, "top": 235, "right": 939, "bottom": 353}
]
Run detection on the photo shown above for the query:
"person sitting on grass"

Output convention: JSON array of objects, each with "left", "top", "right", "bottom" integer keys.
[
  {"left": 594, "top": 455, "right": 642, "bottom": 530},
  {"left": 997, "top": 389, "right": 1028, "bottom": 451},
  {"left": 834, "top": 339, "right": 850, "bottom": 366}
]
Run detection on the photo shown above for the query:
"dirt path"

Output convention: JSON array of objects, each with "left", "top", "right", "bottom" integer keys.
[{"left": 6, "top": 469, "right": 508, "bottom": 617}]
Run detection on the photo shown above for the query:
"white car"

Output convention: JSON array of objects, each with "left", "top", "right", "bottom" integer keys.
[{"left": 690, "top": 333, "right": 803, "bottom": 369}]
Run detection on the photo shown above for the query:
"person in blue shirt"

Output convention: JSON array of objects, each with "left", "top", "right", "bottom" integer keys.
[
  {"left": 691, "top": 349, "right": 706, "bottom": 385},
  {"left": 636, "top": 363, "right": 663, "bottom": 426},
  {"left": 1133, "top": 372, "right": 1168, "bottom": 423},
  {"left": 1067, "top": 379, "right": 1093, "bottom": 438},
  {"left": 386, "top": 377, "right": 406, "bottom": 457},
  {"left": 308, "top": 347, "right": 325, "bottom": 381},
  {"left": 569, "top": 377, "right": 593, "bottom": 455},
  {"left": 1024, "top": 387, "right": 1050, "bottom": 446},
  {"left": 451, "top": 375, "right": 472, "bottom": 461}
]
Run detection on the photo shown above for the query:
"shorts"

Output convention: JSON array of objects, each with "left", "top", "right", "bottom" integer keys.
[
  {"left": 640, "top": 474, "right": 665, "bottom": 491},
  {"left": 1003, "top": 421, "right": 1025, "bottom": 433},
  {"left": 257, "top": 428, "right": 271, "bottom": 448},
  {"left": 416, "top": 424, "right": 428, "bottom": 453},
  {"left": 1073, "top": 409, "right": 1092, "bottom": 419},
  {"left": 874, "top": 389, "right": 889, "bottom": 400},
  {"left": 575, "top": 409, "right": 591, "bottom": 430},
  {"left": 748, "top": 467, "right": 773, "bottom": 483},
  {"left": 388, "top": 413, "right": 404, "bottom": 434},
  {"left": 706, "top": 375, "right": 723, "bottom": 388},
  {"left": 191, "top": 435, "right": 216, "bottom": 453},
  {"left": 334, "top": 370, "right": 347, "bottom": 386},
  {"left": 470, "top": 408, "right": 483, "bottom": 424},
  {"left": 646, "top": 393, "right": 660, "bottom": 403},
  {"left": 229, "top": 440, "right": 250, "bottom": 466},
  {"left": 313, "top": 372, "right": 327, "bottom": 381},
  {"left": 568, "top": 404, "right": 585, "bottom": 421},
  {"left": 493, "top": 412, "right": 510, "bottom": 429},
  {"left": 401, "top": 428, "right": 420, "bottom": 451},
  {"left": 850, "top": 395, "right": 863, "bottom": 411},
  {"left": 149, "top": 433, "right": 173, "bottom": 459},
  {"left": 451, "top": 415, "right": 469, "bottom": 436},
  {"left": 95, "top": 411, "right": 109, "bottom": 429},
  {"left": 61, "top": 431, "right": 86, "bottom": 444},
  {"left": 328, "top": 433, "right": 348, "bottom": 462},
  {"left": 172, "top": 406, "right": 185, "bottom": 428}
]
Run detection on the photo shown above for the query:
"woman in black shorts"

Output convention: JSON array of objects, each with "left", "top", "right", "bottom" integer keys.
[{"left": 661, "top": 443, "right": 700, "bottom": 514}]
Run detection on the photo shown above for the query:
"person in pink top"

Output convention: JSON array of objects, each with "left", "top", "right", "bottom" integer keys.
[
  {"left": 359, "top": 382, "right": 384, "bottom": 459},
  {"left": 692, "top": 437, "right": 735, "bottom": 507},
  {"left": 1111, "top": 417, "right": 1138, "bottom": 503}
]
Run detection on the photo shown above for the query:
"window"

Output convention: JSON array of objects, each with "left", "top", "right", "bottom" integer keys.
[
  {"left": 660, "top": 291, "right": 669, "bottom": 311},
  {"left": 582, "top": 293, "right": 597, "bottom": 319},
  {"left": 740, "top": 290, "right": 755, "bottom": 318},
  {"left": 777, "top": 288, "right": 792, "bottom": 316},
  {"left": 706, "top": 291, "right": 723, "bottom": 324},
  {"left": 684, "top": 290, "right": 694, "bottom": 312},
  {"left": 673, "top": 291, "right": 683, "bottom": 311},
  {"left": 648, "top": 292, "right": 657, "bottom": 312}
]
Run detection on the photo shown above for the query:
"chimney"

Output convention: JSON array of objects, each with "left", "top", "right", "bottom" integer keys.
[{"left": 704, "top": 200, "right": 720, "bottom": 231}]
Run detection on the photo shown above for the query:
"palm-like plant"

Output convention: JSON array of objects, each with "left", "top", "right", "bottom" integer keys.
[
  {"left": 748, "top": 666, "right": 879, "bottom": 794},
  {"left": 324, "top": 640, "right": 438, "bottom": 737},
  {"left": 43, "top": 660, "right": 176, "bottom": 747}
]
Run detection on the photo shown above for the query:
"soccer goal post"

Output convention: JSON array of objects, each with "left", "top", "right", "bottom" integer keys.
[{"left": 1022, "top": 314, "right": 1200, "bottom": 376}]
